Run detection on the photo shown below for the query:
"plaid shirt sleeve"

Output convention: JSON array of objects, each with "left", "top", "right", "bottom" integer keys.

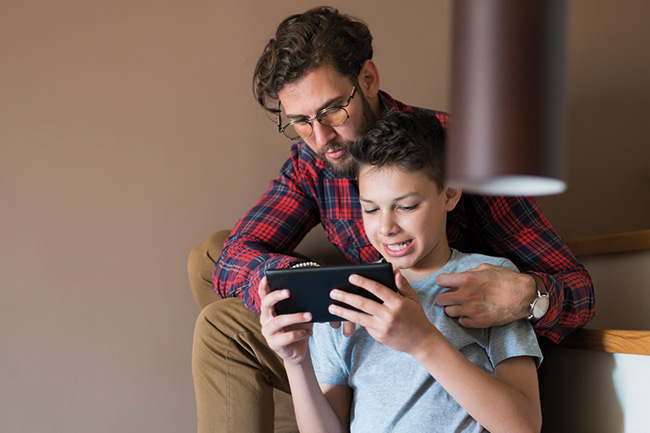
[
  {"left": 448, "top": 193, "right": 595, "bottom": 343},
  {"left": 213, "top": 144, "right": 320, "bottom": 312}
]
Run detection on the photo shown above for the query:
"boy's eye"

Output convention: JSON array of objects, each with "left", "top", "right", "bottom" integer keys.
[
  {"left": 362, "top": 208, "right": 378, "bottom": 214},
  {"left": 398, "top": 204, "right": 419, "bottom": 212}
]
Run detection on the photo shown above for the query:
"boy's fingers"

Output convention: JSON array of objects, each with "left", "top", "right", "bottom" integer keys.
[
  {"left": 265, "top": 311, "right": 313, "bottom": 333},
  {"left": 258, "top": 276, "right": 270, "bottom": 298},
  {"left": 342, "top": 321, "right": 356, "bottom": 337},
  {"left": 394, "top": 271, "right": 418, "bottom": 299},
  {"left": 348, "top": 274, "right": 394, "bottom": 301},
  {"left": 328, "top": 303, "right": 370, "bottom": 328},
  {"left": 330, "top": 289, "right": 376, "bottom": 315}
]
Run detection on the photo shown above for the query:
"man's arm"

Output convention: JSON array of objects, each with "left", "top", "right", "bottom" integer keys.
[
  {"left": 214, "top": 146, "right": 320, "bottom": 312},
  {"left": 442, "top": 193, "right": 594, "bottom": 343}
]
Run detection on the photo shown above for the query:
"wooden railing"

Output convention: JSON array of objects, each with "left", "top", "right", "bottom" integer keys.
[
  {"left": 566, "top": 229, "right": 650, "bottom": 257},
  {"left": 560, "top": 229, "right": 650, "bottom": 356},
  {"left": 560, "top": 328, "right": 650, "bottom": 356}
]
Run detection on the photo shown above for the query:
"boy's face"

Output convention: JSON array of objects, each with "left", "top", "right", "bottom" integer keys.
[
  {"left": 277, "top": 63, "right": 377, "bottom": 177},
  {"left": 359, "top": 165, "right": 460, "bottom": 279}
]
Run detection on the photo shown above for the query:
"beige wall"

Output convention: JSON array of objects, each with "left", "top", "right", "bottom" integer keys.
[
  {"left": 1, "top": 1, "right": 648, "bottom": 432},
  {"left": 536, "top": 0, "right": 650, "bottom": 239}
]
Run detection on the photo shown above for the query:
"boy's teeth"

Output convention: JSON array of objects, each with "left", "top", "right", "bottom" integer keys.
[{"left": 387, "top": 241, "right": 410, "bottom": 251}]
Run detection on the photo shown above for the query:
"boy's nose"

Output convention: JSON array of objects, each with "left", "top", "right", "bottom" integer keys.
[{"left": 379, "top": 212, "right": 400, "bottom": 236}]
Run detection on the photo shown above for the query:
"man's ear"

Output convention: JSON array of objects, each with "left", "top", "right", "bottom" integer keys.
[
  {"left": 444, "top": 185, "right": 462, "bottom": 212},
  {"left": 358, "top": 59, "right": 380, "bottom": 97}
]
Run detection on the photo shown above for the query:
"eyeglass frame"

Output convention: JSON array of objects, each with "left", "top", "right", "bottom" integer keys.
[{"left": 277, "top": 85, "right": 357, "bottom": 140}]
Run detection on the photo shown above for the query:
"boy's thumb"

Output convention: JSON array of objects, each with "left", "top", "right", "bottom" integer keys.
[{"left": 394, "top": 270, "right": 415, "bottom": 296}]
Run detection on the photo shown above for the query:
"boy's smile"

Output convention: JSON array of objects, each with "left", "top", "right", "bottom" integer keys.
[
  {"left": 358, "top": 165, "right": 461, "bottom": 282},
  {"left": 384, "top": 239, "right": 414, "bottom": 256}
]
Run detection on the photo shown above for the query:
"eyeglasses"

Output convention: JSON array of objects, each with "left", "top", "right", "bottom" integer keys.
[{"left": 278, "top": 86, "right": 357, "bottom": 140}]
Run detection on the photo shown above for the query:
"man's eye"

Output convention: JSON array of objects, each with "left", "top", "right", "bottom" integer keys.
[{"left": 319, "top": 106, "right": 340, "bottom": 116}]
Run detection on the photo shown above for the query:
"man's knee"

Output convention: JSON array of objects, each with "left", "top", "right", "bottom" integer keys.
[
  {"left": 188, "top": 230, "right": 231, "bottom": 308},
  {"left": 194, "top": 298, "right": 248, "bottom": 343}
]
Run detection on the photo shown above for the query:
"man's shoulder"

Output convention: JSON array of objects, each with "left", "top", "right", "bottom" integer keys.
[{"left": 378, "top": 90, "right": 449, "bottom": 127}]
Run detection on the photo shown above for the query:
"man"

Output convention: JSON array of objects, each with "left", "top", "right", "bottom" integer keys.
[{"left": 191, "top": 6, "right": 594, "bottom": 433}]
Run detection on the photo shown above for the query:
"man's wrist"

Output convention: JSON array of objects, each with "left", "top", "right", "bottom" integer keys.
[{"left": 527, "top": 274, "right": 550, "bottom": 322}]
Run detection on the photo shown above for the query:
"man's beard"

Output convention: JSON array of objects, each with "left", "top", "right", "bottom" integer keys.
[{"left": 316, "top": 92, "right": 377, "bottom": 177}]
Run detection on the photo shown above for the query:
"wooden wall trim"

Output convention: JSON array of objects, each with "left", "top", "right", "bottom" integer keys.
[
  {"left": 559, "top": 328, "right": 650, "bottom": 356},
  {"left": 566, "top": 229, "right": 650, "bottom": 257}
]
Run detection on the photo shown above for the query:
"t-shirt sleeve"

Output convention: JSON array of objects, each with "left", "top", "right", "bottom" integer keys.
[
  {"left": 487, "top": 319, "right": 543, "bottom": 368},
  {"left": 309, "top": 324, "right": 350, "bottom": 386},
  {"left": 486, "top": 256, "right": 543, "bottom": 368}
]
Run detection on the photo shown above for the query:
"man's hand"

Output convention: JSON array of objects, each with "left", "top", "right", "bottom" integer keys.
[{"left": 435, "top": 264, "right": 537, "bottom": 328}]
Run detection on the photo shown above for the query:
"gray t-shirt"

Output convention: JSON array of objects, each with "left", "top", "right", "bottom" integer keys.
[{"left": 310, "top": 249, "right": 543, "bottom": 433}]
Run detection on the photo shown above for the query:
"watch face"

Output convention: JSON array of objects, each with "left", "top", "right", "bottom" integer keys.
[{"left": 533, "top": 295, "right": 550, "bottom": 319}]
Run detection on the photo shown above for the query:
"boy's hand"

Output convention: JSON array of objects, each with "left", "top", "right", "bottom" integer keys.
[
  {"left": 435, "top": 264, "right": 537, "bottom": 328},
  {"left": 259, "top": 277, "right": 313, "bottom": 365},
  {"left": 328, "top": 271, "right": 438, "bottom": 355},
  {"left": 328, "top": 321, "right": 357, "bottom": 337}
]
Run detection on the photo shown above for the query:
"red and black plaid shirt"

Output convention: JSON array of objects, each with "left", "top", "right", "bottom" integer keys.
[{"left": 214, "top": 91, "right": 594, "bottom": 343}]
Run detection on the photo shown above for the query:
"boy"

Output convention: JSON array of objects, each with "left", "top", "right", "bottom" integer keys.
[{"left": 259, "top": 110, "right": 543, "bottom": 432}]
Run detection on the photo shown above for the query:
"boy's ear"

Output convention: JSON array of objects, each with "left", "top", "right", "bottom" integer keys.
[{"left": 444, "top": 186, "right": 462, "bottom": 211}]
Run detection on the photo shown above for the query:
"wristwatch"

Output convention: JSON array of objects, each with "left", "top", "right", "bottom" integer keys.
[{"left": 528, "top": 277, "right": 549, "bottom": 321}]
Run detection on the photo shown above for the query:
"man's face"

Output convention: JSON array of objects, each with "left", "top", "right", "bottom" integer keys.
[
  {"left": 277, "top": 64, "right": 376, "bottom": 177},
  {"left": 359, "top": 165, "right": 456, "bottom": 280}
]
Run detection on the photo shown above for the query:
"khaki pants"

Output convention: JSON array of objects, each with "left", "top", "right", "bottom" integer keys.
[{"left": 189, "top": 231, "right": 298, "bottom": 433}]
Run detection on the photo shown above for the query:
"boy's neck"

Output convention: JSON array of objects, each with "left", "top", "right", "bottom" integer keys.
[{"left": 399, "top": 244, "right": 452, "bottom": 283}]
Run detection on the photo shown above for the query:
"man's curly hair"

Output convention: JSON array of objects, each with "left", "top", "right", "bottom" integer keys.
[
  {"left": 253, "top": 6, "right": 373, "bottom": 114},
  {"left": 349, "top": 110, "right": 447, "bottom": 191}
]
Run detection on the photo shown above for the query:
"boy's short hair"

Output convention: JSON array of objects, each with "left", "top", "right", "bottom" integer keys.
[
  {"left": 350, "top": 110, "right": 447, "bottom": 190},
  {"left": 253, "top": 6, "right": 373, "bottom": 114}
]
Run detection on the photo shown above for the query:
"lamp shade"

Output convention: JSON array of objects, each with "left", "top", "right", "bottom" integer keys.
[{"left": 448, "top": 0, "right": 567, "bottom": 196}]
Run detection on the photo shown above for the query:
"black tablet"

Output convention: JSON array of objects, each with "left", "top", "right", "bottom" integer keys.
[{"left": 266, "top": 262, "right": 397, "bottom": 322}]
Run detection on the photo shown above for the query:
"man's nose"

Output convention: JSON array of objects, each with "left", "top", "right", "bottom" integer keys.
[{"left": 311, "top": 120, "right": 336, "bottom": 148}]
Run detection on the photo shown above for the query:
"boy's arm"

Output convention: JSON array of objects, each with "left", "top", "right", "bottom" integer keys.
[
  {"left": 332, "top": 273, "right": 541, "bottom": 433},
  {"left": 412, "top": 336, "right": 541, "bottom": 433},
  {"left": 259, "top": 278, "right": 350, "bottom": 433},
  {"left": 443, "top": 193, "right": 594, "bottom": 342},
  {"left": 284, "top": 358, "right": 351, "bottom": 433}
]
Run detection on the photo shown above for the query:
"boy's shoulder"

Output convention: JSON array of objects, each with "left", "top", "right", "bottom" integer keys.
[{"left": 448, "top": 249, "right": 519, "bottom": 273}]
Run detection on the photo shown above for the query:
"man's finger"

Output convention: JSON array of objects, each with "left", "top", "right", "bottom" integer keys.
[
  {"left": 435, "top": 271, "right": 463, "bottom": 288},
  {"left": 436, "top": 267, "right": 483, "bottom": 289},
  {"left": 442, "top": 304, "right": 466, "bottom": 318},
  {"left": 435, "top": 288, "right": 462, "bottom": 307}
]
